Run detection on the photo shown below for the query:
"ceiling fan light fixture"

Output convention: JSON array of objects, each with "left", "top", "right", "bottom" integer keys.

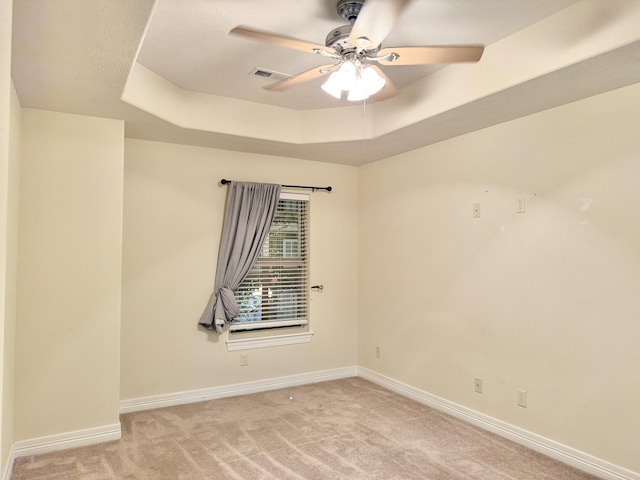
[
  {"left": 333, "top": 61, "right": 357, "bottom": 90},
  {"left": 346, "top": 65, "right": 386, "bottom": 101},
  {"left": 346, "top": 82, "right": 369, "bottom": 101},
  {"left": 320, "top": 72, "right": 342, "bottom": 99},
  {"left": 322, "top": 61, "right": 385, "bottom": 101},
  {"left": 360, "top": 66, "right": 386, "bottom": 94}
]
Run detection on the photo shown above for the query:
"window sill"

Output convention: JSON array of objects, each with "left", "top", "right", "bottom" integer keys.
[
  {"left": 226, "top": 331, "right": 314, "bottom": 351},
  {"left": 229, "top": 319, "right": 308, "bottom": 333}
]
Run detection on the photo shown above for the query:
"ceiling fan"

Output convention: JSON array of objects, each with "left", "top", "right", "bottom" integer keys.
[{"left": 230, "top": 0, "right": 484, "bottom": 102}]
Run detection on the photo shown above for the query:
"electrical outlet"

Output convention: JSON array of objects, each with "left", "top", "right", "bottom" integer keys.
[
  {"left": 472, "top": 203, "right": 481, "bottom": 218},
  {"left": 240, "top": 353, "right": 249, "bottom": 366},
  {"left": 375, "top": 346, "right": 380, "bottom": 359},
  {"left": 516, "top": 196, "right": 526, "bottom": 213},
  {"left": 518, "top": 389, "right": 528, "bottom": 408},
  {"left": 474, "top": 377, "right": 483, "bottom": 394}
]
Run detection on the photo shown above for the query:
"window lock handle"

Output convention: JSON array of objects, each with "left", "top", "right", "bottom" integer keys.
[{"left": 311, "top": 285, "right": 324, "bottom": 292}]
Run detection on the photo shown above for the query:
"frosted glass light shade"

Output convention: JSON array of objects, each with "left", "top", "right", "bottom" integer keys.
[
  {"left": 334, "top": 61, "right": 357, "bottom": 90},
  {"left": 321, "top": 62, "right": 386, "bottom": 101},
  {"left": 346, "top": 66, "right": 386, "bottom": 101},
  {"left": 361, "top": 66, "right": 386, "bottom": 96},
  {"left": 346, "top": 80, "right": 369, "bottom": 101},
  {"left": 321, "top": 72, "right": 342, "bottom": 99}
]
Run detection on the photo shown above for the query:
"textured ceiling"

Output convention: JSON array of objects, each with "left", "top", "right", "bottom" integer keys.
[{"left": 11, "top": 0, "right": 640, "bottom": 165}]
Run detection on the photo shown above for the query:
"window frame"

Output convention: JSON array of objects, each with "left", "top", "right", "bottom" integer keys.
[{"left": 226, "top": 191, "right": 312, "bottom": 350}]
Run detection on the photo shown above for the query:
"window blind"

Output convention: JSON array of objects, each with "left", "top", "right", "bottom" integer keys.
[{"left": 231, "top": 192, "right": 309, "bottom": 331}]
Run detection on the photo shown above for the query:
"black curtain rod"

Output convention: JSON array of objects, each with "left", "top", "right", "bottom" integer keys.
[{"left": 220, "top": 179, "right": 332, "bottom": 192}]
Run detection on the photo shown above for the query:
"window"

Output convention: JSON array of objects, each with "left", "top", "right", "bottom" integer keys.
[{"left": 230, "top": 192, "right": 309, "bottom": 332}]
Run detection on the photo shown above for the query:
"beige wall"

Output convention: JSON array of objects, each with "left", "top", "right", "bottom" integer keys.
[
  {"left": 14, "top": 109, "right": 124, "bottom": 441},
  {"left": 121, "top": 139, "right": 359, "bottom": 400},
  {"left": 1, "top": 83, "right": 20, "bottom": 477},
  {"left": 359, "top": 82, "right": 640, "bottom": 472},
  {"left": 0, "top": 0, "right": 17, "bottom": 473}
]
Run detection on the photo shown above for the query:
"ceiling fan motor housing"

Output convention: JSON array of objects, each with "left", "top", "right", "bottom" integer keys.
[
  {"left": 330, "top": 1, "right": 380, "bottom": 54},
  {"left": 325, "top": 24, "right": 353, "bottom": 51}
]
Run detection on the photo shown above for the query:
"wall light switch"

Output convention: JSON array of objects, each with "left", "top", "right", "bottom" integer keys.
[{"left": 518, "top": 389, "right": 528, "bottom": 407}]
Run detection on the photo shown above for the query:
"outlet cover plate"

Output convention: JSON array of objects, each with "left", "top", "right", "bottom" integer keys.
[{"left": 475, "top": 377, "right": 483, "bottom": 394}]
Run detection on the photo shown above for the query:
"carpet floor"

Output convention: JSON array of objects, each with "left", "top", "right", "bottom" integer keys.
[{"left": 11, "top": 377, "right": 600, "bottom": 479}]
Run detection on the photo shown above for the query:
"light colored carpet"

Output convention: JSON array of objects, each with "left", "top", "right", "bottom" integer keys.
[{"left": 11, "top": 378, "right": 599, "bottom": 479}]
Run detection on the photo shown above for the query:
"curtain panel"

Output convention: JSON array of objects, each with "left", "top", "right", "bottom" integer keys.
[{"left": 199, "top": 182, "right": 281, "bottom": 334}]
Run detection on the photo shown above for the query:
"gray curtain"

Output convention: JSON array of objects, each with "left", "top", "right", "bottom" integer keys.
[{"left": 199, "top": 182, "right": 281, "bottom": 333}]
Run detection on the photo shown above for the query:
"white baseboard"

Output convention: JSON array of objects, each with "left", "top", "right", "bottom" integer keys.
[
  {"left": 358, "top": 367, "right": 639, "bottom": 480},
  {"left": 120, "top": 366, "right": 358, "bottom": 414},
  {"left": 12, "top": 423, "right": 121, "bottom": 459},
  {"left": 9, "top": 367, "right": 638, "bottom": 480}
]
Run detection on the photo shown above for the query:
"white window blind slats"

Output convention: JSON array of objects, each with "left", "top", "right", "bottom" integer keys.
[{"left": 231, "top": 194, "right": 309, "bottom": 331}]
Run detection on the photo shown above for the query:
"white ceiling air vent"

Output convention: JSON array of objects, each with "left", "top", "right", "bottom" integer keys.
[{"left": 249, "top": 67, "right": 292, "bottom": 82}]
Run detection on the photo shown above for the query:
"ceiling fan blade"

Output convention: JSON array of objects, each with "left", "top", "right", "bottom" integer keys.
[
  {"left": 264, "top": 64, "right": 335, "bottom": 92},
  {"left": 370, "top": 66, "right": 397, "bottom": 101},
  {"left": 230, "top": 26, "right": 334, "bottom": 55},
  {"left": 376, "top": 45, "right": 484, "bottom": 66},
  {"left": 349, "top": 0, "right": 411, "bottom": 49}
]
